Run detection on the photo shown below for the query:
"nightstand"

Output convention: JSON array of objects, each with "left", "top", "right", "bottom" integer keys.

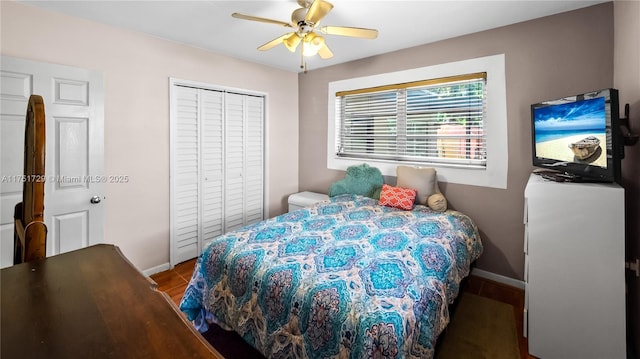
[{"left": 287, "top": 191, "right": 329, "bottom": 212}]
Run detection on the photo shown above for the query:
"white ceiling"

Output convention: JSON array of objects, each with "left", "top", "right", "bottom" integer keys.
[{"left": 22, "top": 0, "right": 608, "bottom": 73}]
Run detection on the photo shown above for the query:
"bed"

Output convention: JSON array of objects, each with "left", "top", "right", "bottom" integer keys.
[{"left": 180, "top": 194, "right": 482, "bottom": 358}]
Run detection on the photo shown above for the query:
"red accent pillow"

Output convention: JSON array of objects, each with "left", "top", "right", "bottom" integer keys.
[{"left": 378, "top": 184, "right": 417, "bottom": 210}]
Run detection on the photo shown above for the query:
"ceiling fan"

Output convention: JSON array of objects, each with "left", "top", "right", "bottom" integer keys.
[{"left": 232, "top": 0, "right": 378, "bottom": 70}]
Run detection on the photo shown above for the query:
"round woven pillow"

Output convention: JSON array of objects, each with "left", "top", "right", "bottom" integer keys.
[{"left": 427, "top": 193, "right": 447, "bottom": 212}]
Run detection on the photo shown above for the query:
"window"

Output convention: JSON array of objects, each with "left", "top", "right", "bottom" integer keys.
[
  {"left": 335, "top": 73, "right": 487, "bottom": 168},
  {"left": 327, "top": 54, "right": 508, "bottom": 189}
]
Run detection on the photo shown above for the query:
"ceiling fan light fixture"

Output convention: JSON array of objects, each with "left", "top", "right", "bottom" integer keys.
[
  {"left": 284, "top": 34, "right": 301, "bottom": 52},
  {"left": 302, "top": 46, "right": 317, "bottom": 57},
  {"left": 302, "top": 32, "right": 324, "bottom": 57},
  {"left": 311, "top": 34, "right": 325, "bottom": 48},
  {"left": 302, "top": 33, "right": 324, "bottom": 57}
]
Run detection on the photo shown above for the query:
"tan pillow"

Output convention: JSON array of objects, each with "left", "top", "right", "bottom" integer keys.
[
  {"left": 427, "top": 193, "right": 447, "bottom": 212},
  {"left": 396, "top": 166, "right": 439, "bottom": 205}
]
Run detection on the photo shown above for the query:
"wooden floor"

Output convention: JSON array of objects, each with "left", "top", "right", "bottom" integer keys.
[{"left": 151, "top": 260, "right": 534, "bottom": 359}]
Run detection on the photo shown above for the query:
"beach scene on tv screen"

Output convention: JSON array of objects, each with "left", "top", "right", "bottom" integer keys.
[{"left": 534, "top": 96, "right": 607, "bottom": 168}]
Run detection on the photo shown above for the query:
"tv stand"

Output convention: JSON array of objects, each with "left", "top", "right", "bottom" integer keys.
[{"left": 524, "top": 174, "right": 626, "bottom": 358}]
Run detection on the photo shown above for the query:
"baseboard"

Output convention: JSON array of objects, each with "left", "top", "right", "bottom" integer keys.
[
  {"left": 471, "top": 268, "right": 525, "bottom": 290},
  {"left": 142, "top": 262, "right": 171, "bottom": 277}
]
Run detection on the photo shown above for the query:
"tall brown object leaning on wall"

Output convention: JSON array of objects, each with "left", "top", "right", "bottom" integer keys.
[{"left": 13, "top": 95, "right": 47, "bottom": 264}]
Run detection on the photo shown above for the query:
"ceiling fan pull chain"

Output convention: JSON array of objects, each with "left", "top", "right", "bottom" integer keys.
[{"left": 301, "top": 41, "right": 306, "bottom": 72}]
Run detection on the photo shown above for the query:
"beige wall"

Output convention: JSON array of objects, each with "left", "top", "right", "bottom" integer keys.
[
  {"left": 298, "top": 3, "right": 614, "bottom": 280},
  {"left": 614, "top": 1, "right": 640, "bottom": 356},
  {"left": 0, "top": 1, "right": 299, "bottom": 271}
]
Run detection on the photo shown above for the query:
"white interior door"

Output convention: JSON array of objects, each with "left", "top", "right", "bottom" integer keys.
[{"left": 0, "top": 56, "right": 104, "bottom": 267}]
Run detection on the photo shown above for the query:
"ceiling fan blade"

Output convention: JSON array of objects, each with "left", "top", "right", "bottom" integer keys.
[
  {"left": 305, "top": 0, "right": 334, "bottom": 24},
  {"left": 232, "top": 13, "right": 292, "bottom": 28},
  {"left": 318, "top": 43, "right": 333, "bottom": 59},
  {"left": 319, "top": 26, "right": 378, "bottom": 39},
  {"left": 258, "top": 33, "right": 293, "bottom": 51}
]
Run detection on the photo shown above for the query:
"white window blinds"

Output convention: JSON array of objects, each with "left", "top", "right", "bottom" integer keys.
[{"left": 335, "top": 72, "right": 487, "bottom": 168}]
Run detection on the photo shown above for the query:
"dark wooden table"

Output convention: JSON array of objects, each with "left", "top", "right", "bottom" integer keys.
[{"left": 1, "top": 244, "right": 222, "bottom": 358}]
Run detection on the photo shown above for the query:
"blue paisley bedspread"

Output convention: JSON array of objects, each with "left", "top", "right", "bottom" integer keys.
[{"left": 180, "top": 194, "right": 482, "bottom": 359}]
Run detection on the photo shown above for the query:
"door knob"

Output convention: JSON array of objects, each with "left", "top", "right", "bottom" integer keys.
[{"left": 90, "top": 195, "right": 101, "bottom": 204}]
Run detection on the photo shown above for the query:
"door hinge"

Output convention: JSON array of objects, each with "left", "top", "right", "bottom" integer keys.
[{"left": 626, "top": 259, "right": 640, "bottom": 277}]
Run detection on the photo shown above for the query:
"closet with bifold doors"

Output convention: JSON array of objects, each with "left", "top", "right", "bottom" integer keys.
[{"left": 170, "top": 81, "right": 264, "bottom": 265}]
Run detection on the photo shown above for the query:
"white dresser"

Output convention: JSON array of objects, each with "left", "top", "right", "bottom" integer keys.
[{"left": 523, "top": 174, "right": 626, "bottom": 358}]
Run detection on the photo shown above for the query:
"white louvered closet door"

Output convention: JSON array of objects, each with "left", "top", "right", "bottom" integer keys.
[
  {"left": 244, "top": 96, "right": 264, "bottom": 225},
  {"left": 224, "top": 93, "right": 245, "bottom": 232},
  {"left": 171, "top": 84, "right": 264, "bottom": 265},
  {"left": 200, "top": 90, "right": 225, "bottom": 249},
  {"left": 173, "top": 86, "right": 200, "bottom": 263},
  {"left": 224, "top": 93, "right": 265, "bottom": 232}
]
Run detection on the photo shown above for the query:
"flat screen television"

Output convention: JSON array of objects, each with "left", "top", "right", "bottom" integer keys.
[{"left": 530, "top": 88, "right": 622, "bottom": 183}]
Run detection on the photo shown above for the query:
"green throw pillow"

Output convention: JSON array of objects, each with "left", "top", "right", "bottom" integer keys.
[{"left": 328, "top": 163, "right": 384, "bottom": 199}]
